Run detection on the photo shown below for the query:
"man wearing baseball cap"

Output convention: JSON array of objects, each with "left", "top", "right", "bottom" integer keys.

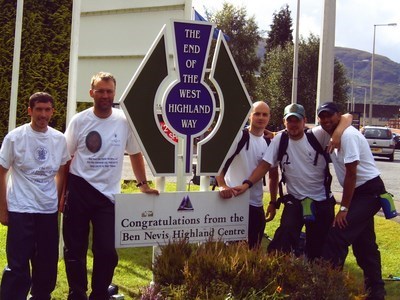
[
  {"left": 317, "top": 101, "right": 387, "bottom": 299},
  {"left": 234, "top": 103, "right": 352, "bottom": 260}
]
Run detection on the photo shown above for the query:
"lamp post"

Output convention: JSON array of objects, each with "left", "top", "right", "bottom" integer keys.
[
  {"left": 356, "top": 86, "right": 368, "bottom": 127},
  {"left": 291, "top": 0, "right": 300, "bottom": 104},
  {"left": 350, "top": 59, "right": 369, "bottom": 112},
  {"left": 369, "top": 23, "right": 397, "bottom": 125}
]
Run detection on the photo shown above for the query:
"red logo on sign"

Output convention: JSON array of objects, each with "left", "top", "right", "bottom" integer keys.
[{"left": 160, "top": 122, "right": 178, "bottom": 143}]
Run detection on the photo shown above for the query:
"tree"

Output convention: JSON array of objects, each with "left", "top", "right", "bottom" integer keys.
[
  {"left": 265, "top": 5, "right": 293, "bottom": 53},
  {"left": 207, "top": 2, "right": 262, "bottom": 99},
  {"left": 256, "top": 34, "right": 349, "bottom": 128},
  {"left": 0, "top": 0, "right": 72, "bottom": 143},
  {"left": 0, "top": 0, "right": 16, "bottom": 143}
]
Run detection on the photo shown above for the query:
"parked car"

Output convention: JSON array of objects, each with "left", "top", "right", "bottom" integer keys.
[
  {"left": 392, "top": 132, "right": 400, "bottom": 149},
  {"left": 362, "top": 126, "right": 395, "bottom": 161}
]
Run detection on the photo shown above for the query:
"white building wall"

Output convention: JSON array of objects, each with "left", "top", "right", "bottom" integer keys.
[{"left": 67, "top": 0, "right": 192, "bottom": 124}]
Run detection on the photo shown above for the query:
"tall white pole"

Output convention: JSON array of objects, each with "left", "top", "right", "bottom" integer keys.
[
  {"left": 350, "top": 62, "right": 355, "bottom": 112},
  {"left": 368, "top": 23, "right": 397, "bottom": 125},
  {"left": 315, "top": 0, "right": 336, "bottom": 123},
  {"left": 362, "top": 88, "right": 367, "bottom": 127},
  {"left": 291, "top": 0, "right": 300, "bottom": 104},
  {"left": 368, "top": 25, "right": 376, "bottom": 126},
  {"left": 66, "top": 0, "right": 82, "bottom": 126},
  {"left": 351, "top": 59, "right": 369, "bottom": 112},
  {"left": 9, "top": 0, "right": 24, "bottom": 132}
]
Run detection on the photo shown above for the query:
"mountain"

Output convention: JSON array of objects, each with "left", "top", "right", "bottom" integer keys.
[
  {"left": 257, "top": 42, "right": 400, "bottom": 105},
  {"left": 335, "top": 47, "right": 400, "bottom": 105}
]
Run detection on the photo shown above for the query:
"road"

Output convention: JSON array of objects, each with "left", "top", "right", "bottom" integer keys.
[{"left": 122, "top": 150, "right": 400, "bottom": 221}]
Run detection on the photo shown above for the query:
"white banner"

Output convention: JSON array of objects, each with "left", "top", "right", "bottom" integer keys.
[{"left": 115, "top": 191, "right": 249, "bottom": 248}]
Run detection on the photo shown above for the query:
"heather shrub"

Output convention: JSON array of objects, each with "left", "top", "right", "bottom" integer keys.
[
  {"left": 148, "top": 240, "right": 363, "bottom": 299},
  {"left": 152, "top": 239, "right": 194, "bottom": 286}
]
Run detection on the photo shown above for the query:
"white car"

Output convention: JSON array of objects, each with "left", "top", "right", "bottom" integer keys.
[{"left": 362, "top": 126, "right": 395, "bottom": 161}]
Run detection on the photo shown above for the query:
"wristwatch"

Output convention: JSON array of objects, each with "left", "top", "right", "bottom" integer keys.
[
  {"left": 136, "top": 180, "right": 148, "bottom": 187},
  {"left": 339, "top": 206, "right": 348, "bottom": 212},
  {"left": 242, "top": 179, "right": 253, "bottom": 188}
]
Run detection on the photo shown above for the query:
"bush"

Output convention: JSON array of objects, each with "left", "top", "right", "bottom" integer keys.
[
  {"left": 152, "top": 239, "right": 194, "bottom": 286},
  {"left": 149, "top": 240, "right": 363, "bottom": 299}
]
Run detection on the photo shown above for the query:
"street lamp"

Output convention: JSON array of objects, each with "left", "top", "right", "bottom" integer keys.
[
  {"left": 356, "top": 86, "right": 368, "bottom": 127},
  {"left": 369, "top": 23, "right": 397, "bottom": 125},
  {"left": 291, "top": 0, "right": 300, "bottom": 104},
  {"left": 350, "top": 59, "right": 369, "bottom": 112}
]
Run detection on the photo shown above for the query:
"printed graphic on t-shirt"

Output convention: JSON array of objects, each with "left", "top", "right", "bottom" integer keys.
[
  {"left": 35, "top": 147, "right": 48, "bottom": 161},
  {"left": 111, "top": 133, "right": 121, "bottom": 147},
  {"left": 86, "top": 131, "right": 102, "bottom": 153}
]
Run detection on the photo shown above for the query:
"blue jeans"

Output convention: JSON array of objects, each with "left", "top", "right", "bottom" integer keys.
[{"left": 0, "top": 212, "right": 59, "bottom": 300}]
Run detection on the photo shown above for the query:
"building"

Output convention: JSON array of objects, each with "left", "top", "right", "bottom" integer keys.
[{"left": 352, "top": 103, "right": 400, "bottom": 128}]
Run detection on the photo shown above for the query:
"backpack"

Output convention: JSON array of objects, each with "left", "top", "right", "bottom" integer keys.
[
  {"left": 277, "top": 128, "right": 332, "bottom": 200},
  {"left": 222, "top": 128, "right": 271, "bottom": 174},
  {"left": 214, "top": 128, "right": 271, "bottom": 190}
]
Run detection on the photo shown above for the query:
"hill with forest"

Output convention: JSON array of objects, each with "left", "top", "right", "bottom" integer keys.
[
  {"left": 335, "top": 47, "right": 400, "bottom": 106},
  {"left": 258, "top": 42, "right": 400, "bottom": 105}
]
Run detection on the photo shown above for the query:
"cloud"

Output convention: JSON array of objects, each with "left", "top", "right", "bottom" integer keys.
[{"left": 192, "top": 0, "right": 400, "bottom": 63}]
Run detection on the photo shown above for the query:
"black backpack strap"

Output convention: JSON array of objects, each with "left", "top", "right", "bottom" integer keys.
[
  {"left": 220, "top": 128, "right": 271, "bottom": 187},
  {"left": 277, "top": 131, "right": 289, "bottom": 198},
  {"left": 305, "top": 128, "right": 324, "bottom": 165},
  {"left": 222, "top": 128, "right": 250, "bottom": 174},
  {"left": 277, "top": 131, "right": 289, "bottom": 162},
  {"left": 262, "top": 136, "right": 272, "bottom": 186},
  {"left": 305, "top": 129, "right": 332, "bottom": 199},
  {"left": 264, "top": 136, "right": 271, "bottom": 146}
]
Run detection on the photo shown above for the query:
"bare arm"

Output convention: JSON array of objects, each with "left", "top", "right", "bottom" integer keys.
[
  {"left": 329, "top": 113, "right": 353, "bottom": 152},
  {"left": 215, "top": 172, "right": 227, "bottom": 189},
  {"left": 56, "top": 161, "right": 70, "bottom": 207},
  {"left": 216, "top": 167, "right": 246, "bottom": 199},
  {"left": 233, "top": 160, "right": 271, "bottom": 195},
  {"left": 215, "top": 172, "right": 236, "bottom": 199},
  {"left": 268, "top": 166, "right": 278, "bottom": 203},
  {"left": 0, "top": 166, "right": 9, "bottom": 225},
  {"left": 334, "top": 161, "right": 358, "bottom": 229},
  {"left": 249, "top": 160, "right": 271, "bottom": 185},
  {"left": 129, "top": 153, "right": 159, "bottom": 195},
  {"left": 265, "top": 166, "right": 279, "bottom": 222}
]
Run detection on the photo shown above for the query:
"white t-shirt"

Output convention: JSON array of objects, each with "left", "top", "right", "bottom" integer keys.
[
  {"left": 65, "top": 107, "right": 140, "bottom": 201},
  {"left": 320, "top": 126, "right": 380, "bottom": 187},
  {"left": 224, "top": 130, "right": 270, "bottom": 207},
  {"left": 0, "top": 124, "right": 70, "bottom": 213},
  {"left": 263, "top": 127, "right": 329, "bottom": 201}
]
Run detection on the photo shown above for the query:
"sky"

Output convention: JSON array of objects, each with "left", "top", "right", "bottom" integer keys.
[{"left": 192, "top": 0, "right": 400, "bottom": 63}]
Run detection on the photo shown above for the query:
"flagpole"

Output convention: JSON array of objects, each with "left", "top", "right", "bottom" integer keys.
[{"left": 9, "top": 0, "right": 24, "bottom": 132}]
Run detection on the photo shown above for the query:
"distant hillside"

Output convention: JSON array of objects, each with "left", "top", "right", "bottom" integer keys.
[
  {"left": 335, "top": 47, "right": 400, "bottom": 105},
  {"left": 257, "top": 42, "right": 400, "bottom": 105}
]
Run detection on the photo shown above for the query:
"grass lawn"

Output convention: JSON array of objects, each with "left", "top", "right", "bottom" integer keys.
[{"left": 0, "top": 182, "right": 399, "bottom": 299}]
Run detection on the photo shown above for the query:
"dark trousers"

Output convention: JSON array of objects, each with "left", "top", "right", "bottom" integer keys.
[
  {"left": 322, "top": 176, "right": 386, "bottom": 299},
  {"left": 63, "top": 174, "right": 118, "bottom": 300},
  {"left": 268, "top": 195, "right": 335, "bottom": 260},
  {"left": 248, "top": 205, "right": 266, "bottom": 249},
  {"left": 0, "top": 212, "right": 59, "bottom": 300}
]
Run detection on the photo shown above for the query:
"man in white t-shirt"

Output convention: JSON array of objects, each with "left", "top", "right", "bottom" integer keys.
[
  {"left": 234, "top": 103, "right": 352, "bottom": 260},
  {"left": 317, "top": 102, "right": 386, "bottom": 300},
  {"left": 216, "top": 101, "right": 279, "bottom": 249},
  {"left": 0, "top": 92, "right": 70, "bottom": 299},
  {"left": 63, "top": 72, "right": 159, "bottom": 300}
]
